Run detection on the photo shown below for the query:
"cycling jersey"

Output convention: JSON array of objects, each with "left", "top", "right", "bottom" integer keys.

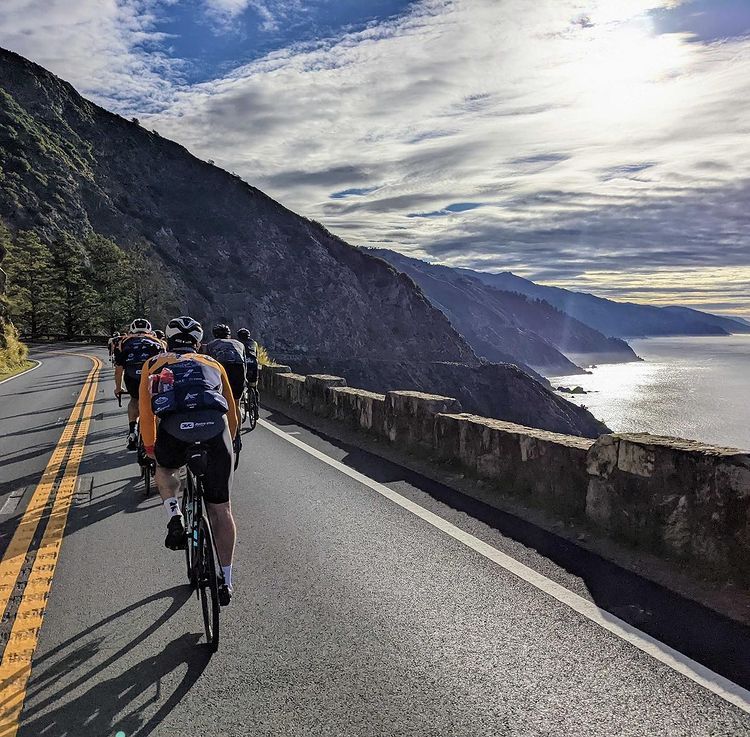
[
  {"left": 138, "top": 350, "right": 238, "bottom": 451},
  {"left": 202, "top": 338, "right": 246, "bottom": 365},
  {"left": 115, "top": 333, "right": 165, "bottom": 397},
  {"left": 115, "top": 333, "right": 165, "bottom": 376},
  {"left": 239, "top": 339, "right": 259, "bottom": 387}
]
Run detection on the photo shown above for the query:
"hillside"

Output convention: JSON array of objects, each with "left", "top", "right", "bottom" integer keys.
[
  {"left": 0, "top": 48, "right": 475, "bottom": 362},
  {"left": 0, "top": 47, "right": 611, "bottom": 437},
  {"left": 459, "top": 269, "right": 750, "bottom": 338},
  {"left": 371, "top": 249, "right": 638, "bottom": 374}
]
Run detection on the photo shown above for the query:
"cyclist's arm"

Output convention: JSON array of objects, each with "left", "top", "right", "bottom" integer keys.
[
  {"left": 113, "top": 340, "right": 125, "bottom": 392},
  {"left": 218, "top": 363, "right": 238, "bottom": 438},
  {"left": 139, "top": 360, "right": 157, "bottom": 453},
  {"left": 114, "top": 365, "right": 124, "bottom": 394}
]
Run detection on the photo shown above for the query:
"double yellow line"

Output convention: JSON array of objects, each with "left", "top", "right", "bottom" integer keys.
[{"left": 0, "top": 354, "right": 101, "bottom": 736}]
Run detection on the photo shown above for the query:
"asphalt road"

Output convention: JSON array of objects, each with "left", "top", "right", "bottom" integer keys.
[{"left": 0, "top": 346, "right": 749, "bottom": 736}]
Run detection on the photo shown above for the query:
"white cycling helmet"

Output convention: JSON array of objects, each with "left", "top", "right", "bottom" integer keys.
[
  {"left": 130, "top": 318, "right": 151, "bottom": 334},
  {"left": 165, "top": 315, "right": 203, "bottom": 346}
]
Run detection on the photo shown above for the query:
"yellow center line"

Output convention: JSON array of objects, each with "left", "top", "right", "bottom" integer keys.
[
  {"left": 0, "top": 359, "right": 98, "bottom": 613},
  {"left": 0, "top": 355, "right": 101, "bottom": 736}
]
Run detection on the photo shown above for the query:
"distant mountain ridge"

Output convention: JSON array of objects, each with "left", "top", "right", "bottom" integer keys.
[
  {"left": 370, "top": 249, "right": 639, "bottom": 374},
  {"left": 458, "top": 268, "right": 750, "bottom": 338}
]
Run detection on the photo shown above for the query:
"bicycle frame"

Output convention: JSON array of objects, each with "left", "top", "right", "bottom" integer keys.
[{"left": 182, "top": 443, "right": 225, "bottom": 650}]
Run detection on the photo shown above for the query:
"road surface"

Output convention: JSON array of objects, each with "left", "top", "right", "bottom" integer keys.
[{"left": 0, "top": 346, "right": 748, "bottom": 736}]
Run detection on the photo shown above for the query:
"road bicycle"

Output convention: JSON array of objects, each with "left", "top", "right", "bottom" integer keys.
[
  {"left": 118, "top": 392, "right": 155, "bottom": 496},
  {"left": 181, "top": 442, "right": 225, "bottom": 651},
  {"left": 240, "top": 384, "right": 259, "bottom": 431},
  {"left": 136, "top": 433, "right": 155, "bottom": 496}
]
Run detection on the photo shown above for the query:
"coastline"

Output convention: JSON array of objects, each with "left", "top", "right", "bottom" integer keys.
[{"left": 550, "top": 334, "right": 750, "bottom": 451}]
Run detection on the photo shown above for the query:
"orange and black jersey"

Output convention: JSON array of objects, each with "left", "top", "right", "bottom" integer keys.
[{"left": 138, "top": 351, "right": 238, "bottom": 450}]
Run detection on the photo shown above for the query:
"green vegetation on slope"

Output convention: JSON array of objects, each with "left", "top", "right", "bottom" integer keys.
[{"left": 0, "top": 219, "right": 174, "bottom": 337}]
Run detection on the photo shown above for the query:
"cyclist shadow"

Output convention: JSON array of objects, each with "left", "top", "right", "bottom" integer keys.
[{"left": 17, "top": 586, "right": 213, "bottom": 737}]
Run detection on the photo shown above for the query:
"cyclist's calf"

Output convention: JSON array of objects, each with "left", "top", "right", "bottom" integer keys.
[{"left": 155, "top": 465, "right": 181, "bottom": 501}]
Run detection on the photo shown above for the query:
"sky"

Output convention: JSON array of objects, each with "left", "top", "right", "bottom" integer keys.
[{"left": 1, "top": 0, "right": 749, "bottom": 317}]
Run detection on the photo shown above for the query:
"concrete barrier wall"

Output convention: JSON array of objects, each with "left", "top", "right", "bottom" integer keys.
[{"left": 259, "top": 365, "right": 750, "bottom": 584}]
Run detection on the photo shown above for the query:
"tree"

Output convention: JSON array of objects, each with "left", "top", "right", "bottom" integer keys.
[
  {"left": 3, "top": 229, "right": 57, "bottom": 337},
  {"left": 83, "top": 233, "right": 135, "bottom": 333},
  {"left": 50, "top": 236, "right": 97, "bottom": 338}
]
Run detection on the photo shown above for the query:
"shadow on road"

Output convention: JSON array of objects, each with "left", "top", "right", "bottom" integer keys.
[{"left": 18, "top": 587, "right": 210, "bottom": 737}]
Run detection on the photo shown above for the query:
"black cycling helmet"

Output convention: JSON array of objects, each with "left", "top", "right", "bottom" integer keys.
[
  {"left": 212, "top": 323, "right": 231, "bottom": 339},
  {"left": 112, "top": 331, "right": 120, "bottom": 338},
  {"left": 154, "top": 329, "right": 165, "bottom": 340},
  {"left": 237, "top": 328, "right": 251, "bottom": 341}
]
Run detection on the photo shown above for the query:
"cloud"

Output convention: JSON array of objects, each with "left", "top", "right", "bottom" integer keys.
[
  {"left": 202, "top": 0, "right": 306, "bottom": 32},
  {"left": 2, "top": 0, "right": 750, "bottom": 315},
  {"left": 0, "top": 0, "right": 183, "bottom": 111}
]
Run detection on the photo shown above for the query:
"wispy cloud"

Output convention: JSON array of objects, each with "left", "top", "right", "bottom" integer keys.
[
  {"left": 1, "top": 0, "right": 750, "bottom": 315},
  {"left": 202, "top": 0, "right": 298, "bottom": 31},
  {"left": 0, "top": 0, "right": 183, "bottom": 111}
]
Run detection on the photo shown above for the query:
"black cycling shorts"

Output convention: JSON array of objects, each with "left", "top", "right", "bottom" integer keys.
[
  {"left": 155, "top": 425, "right": 234, "bottom": 504},
  {"left": 223, "top": 363, "right": 246, "bottom": 404},
  {"left": 246, "top": 359, "right": 259, "bottom": 386},
  {"left": 124, "top": 373, "right": 141, "bottom": 398}
]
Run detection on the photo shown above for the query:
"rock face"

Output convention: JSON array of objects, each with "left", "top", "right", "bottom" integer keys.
[
  {"left": 0, "top": 47, "right": 472, "bottom": 364},
  {"left": 371, "top": 248, "right": 639, "bottom": 373}
]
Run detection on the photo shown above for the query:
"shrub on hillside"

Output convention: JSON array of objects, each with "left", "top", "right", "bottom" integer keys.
[{"left": 0, "top": 319, "right": 29, "bottom": 374}]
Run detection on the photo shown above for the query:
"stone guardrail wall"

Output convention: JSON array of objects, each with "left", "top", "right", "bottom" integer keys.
[{"left": 261, "top": 365, "right": 750, "bottom": 585}]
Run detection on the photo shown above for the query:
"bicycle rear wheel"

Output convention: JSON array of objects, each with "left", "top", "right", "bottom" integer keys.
[
  {"left": 241, "top": 390, "right": 249, "bottom": 424},
  {"left": 181, "top": 491, "right": 195, "bottom": 587},
  {"left": 247, "top": 393, "right": 258, "bottom": 431},
  {"left": 198, "top": 517, "right": 220, "bottom": 651}
]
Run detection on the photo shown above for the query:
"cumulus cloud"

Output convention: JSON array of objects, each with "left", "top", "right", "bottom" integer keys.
[{"left": 2, "top": 0, "right": 749, "bottom": 314}]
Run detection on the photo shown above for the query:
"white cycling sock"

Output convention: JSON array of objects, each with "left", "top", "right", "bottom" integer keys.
[
  {"left": 163, "top": 497, "right": 181, "bottom": 519},
  {"left": 221, "top": 564, "right": 233, "bottom": 588}
]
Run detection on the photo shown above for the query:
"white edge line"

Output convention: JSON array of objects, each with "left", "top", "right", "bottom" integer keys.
[
  {"left": 258, "top": 418, "right": 750, "bottom": 714},
  {"left": 0, "top": 359, "right": 41, "bottom": 386}
]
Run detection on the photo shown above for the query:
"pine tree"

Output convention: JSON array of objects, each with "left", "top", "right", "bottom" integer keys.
[
  {"left": 3, "top": 229, "right": 57, "bottom": 337},
  {"left": 84, "top": 233, "right": 135, "bottom": 333},
  {"left": 51, "top": 236, "right": 97, "bottom": 338}
]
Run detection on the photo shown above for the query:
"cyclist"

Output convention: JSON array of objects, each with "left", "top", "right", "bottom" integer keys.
[
  {"left": 237, "top": 328, "right": 260, "bottom": 402},
  {"left": 107, "top": 332, "right": 120, "bottom": 364},
  {"left": 139, "top": 316, "right": 238, "bottom": 604},
  {"left": 114, "top": 319, "right": 164, "bottom": 450},
  {"left": 202, "top": 324, "right": 246, "bottom": 414}
]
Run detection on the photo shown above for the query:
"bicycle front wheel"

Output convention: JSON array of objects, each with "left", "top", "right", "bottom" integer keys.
[
  {"left": 143, "top": 461, "right": 153, "bottom": 497},
  {"left": 198, "top": 517, "right": 220, "bottom": 651}
]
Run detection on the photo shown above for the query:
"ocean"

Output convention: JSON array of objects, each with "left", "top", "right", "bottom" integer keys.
[{"left": 551, "top": 335, "right": 750, "bottom": 451}]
